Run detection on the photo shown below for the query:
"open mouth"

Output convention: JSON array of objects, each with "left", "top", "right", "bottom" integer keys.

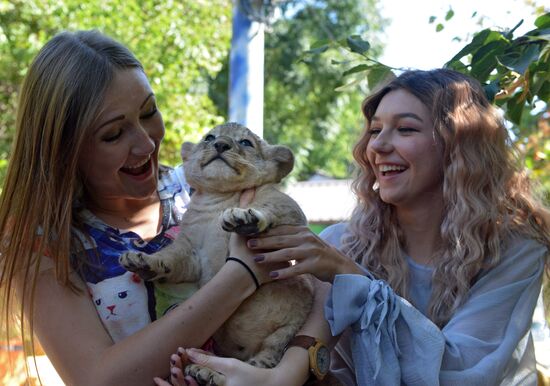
[
  {"left": 120, "top": 157, "right": 152, "bottom": 176},
  {"left": 379, "top": 164, "right": 407, "bottom": 177}
]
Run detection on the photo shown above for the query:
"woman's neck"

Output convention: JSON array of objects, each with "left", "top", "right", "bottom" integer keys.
[
  {"left": 84, "top": 193, "right": 162, "bottom": 241},
  {"left": 396, "top": 198, "right": 444, "bottom": 266}
]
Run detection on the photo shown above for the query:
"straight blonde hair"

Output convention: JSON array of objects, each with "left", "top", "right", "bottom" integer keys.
[{"left": 0, "top": 30, "right": 143, "bottom": 373}]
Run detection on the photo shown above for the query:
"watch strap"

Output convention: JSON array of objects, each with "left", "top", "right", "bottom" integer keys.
[{"left": 287, "top": 335, "right": 316, "bottom": 350}]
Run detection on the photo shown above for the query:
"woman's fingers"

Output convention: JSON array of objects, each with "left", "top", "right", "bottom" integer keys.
[
  {"left": 248, "top": 227, "right": 319, "bottom": 250},
  {"left": 186, "top": 348, "right": 237, "bottom": 374},
  {"left": 257, "top": 224, "right": 310, "bottom": 237},
  {"left": 153, "top": 377, "right": 170, "bottom": 386},
  {"left": 170, "top": 365, "right": 187, "bottom": 386}
]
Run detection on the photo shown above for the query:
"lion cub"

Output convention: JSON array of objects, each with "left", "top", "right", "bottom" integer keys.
[{"left": 120, "top": 122, "right": 314, "bottom": 385}]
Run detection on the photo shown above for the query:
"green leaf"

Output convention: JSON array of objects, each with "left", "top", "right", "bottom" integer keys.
[
  {"left": 436, "top": 23, "right": 444, "bottom": 32},
  {"left": 446, "top": 29, "right": 502, "bottom": 65},
  {"left": 506, "top": 93, "right": 524, "bottom": 125},
  {"left": 310, "top": 39, "right": 331, "bottom": 49},
  {"left": 346, "top": 35, "right": 370, "bottom": 55},
  {"left": 500, "top": 19, "right": 523, "bottom": 41},
  {"left": 429, "top": 16, "right": 436, "bottom": 24},
  {"left": 342, "top": 63, "right": 369, "bottom": 77},
  {"left": 538, "top": 80, "right": 550, "bottom": 101},
  {"left": 530, "top": 71, "right": 548, "bottom": 95},
  {"left": 445, "top": 9, "right": 454, "bottom": 21},
  {"left": 497, "top": 44, "right": 540, "bottom": 74},
  {"left": 334, "top": 77, "right": 363, "bottom": 92},
  {"left": 304, "top": 44, "right": 330, "bottom": 55},
  {"left": 535, "top": 12, "right": 550, "bottom": 29},
  {"left": 367, "top": 65, "right": 394, "bottom": 90},
  {"left": 470, "top": 39, "right": 508, "bottom": 81},
  {"left": 330, "top": 59, "right": 352, "bottom": 65},
  {"left": 444, "top": 59, "right": 469, "bottom": 72},
  {"left": 483, "top": 80, "right": 500, "bottom": 102}
]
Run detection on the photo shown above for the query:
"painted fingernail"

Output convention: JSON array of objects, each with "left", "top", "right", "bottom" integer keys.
[
  {"left": 269, "top": 271, "right": 279, "bottom": 278},
  {"left": 254, "top": 255, "right": 264, "bottom": 262},
  {"left": 248, "top": 239, "right": 258, "bottom": 247},
  {"left": 186, "top": 348, "right": 201, "bottom": 361}
]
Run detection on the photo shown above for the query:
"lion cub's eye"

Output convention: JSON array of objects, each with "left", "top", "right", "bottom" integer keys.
[
  {"left": 239, "top": 139, "right": 254, "bottom": 147},
  {"left": 204, "top": 134, "right": 215, "bottom": 142}
]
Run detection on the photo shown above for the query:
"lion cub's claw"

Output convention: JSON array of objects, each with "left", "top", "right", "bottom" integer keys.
[
  {"left": 119, "top": 252, "right": 171, "bottom": 281},
  {"left": 221, "top": 208, "right": 268, "bottom": 235},
  {"left": 185, "top": 364, "right": 225, "bottom": 386}
]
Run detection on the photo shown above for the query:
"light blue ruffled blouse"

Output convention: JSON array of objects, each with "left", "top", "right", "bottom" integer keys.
[{"left": 321, "top": 223, "right": 547, "bottom": 386}]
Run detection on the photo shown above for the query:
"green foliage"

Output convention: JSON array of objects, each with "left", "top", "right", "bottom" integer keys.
[
  {"left": 263, "top": 0, "right": 387, "bottom": 180},
  {"left": 444, "top": 13, "right": 550, "bottom": 202},
  {"left": 206, "top": 0, "right": 387, "bottom": 180},
  {"left": 0, "top": 0, "right": 232, "bottom": 172}
]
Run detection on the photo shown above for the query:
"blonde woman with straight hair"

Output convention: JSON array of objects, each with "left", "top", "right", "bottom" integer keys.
[
  {"left": 243, "top": 69, "right": 550, "bottom": 385},
  {"left": 0, "top": 30, "right": 332, "bottom": 386}
]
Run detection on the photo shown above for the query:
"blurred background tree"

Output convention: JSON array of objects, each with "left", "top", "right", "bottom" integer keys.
[{"left": 0, "top": 0, "right": 233, "bottom": 180}]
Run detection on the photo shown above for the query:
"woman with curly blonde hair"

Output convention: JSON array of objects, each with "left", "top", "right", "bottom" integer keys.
[{"left": 244, "top": 68, "right": 550, "bottom": 385}]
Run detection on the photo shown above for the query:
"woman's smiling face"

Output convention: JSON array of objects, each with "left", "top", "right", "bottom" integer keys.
[
  {"left": 78, "top": 68, "right": 165, "bottom": 205},
  {"left": 366, "top": 88, "right": 444, "bottom": 209}
]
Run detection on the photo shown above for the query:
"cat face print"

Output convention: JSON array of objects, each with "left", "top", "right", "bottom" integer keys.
[{"left": 88, "top": 270, "right": 151, "bottom": 342}]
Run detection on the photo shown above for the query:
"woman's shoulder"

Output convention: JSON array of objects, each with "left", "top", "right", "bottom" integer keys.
[
  {"left": 476, "top": 233, "right": 548, "bottom": 285},
  {"left": 501, "top": 233, "right": 549, "bottom": 264}
]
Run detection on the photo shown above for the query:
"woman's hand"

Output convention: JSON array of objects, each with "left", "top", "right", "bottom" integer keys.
[
  {"left": 248, "top": 225, "right": 364, "bottom": 283},
  {"left": 153, "top": 349, "right": 198, "bottom": 386},
  {"left": 154, "top": 348, "right": 285, "bottom": 386}
]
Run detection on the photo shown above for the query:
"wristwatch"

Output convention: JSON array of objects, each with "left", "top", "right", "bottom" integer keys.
[{"left": 286, "top": 335, "right": 330, "bottom": 380}]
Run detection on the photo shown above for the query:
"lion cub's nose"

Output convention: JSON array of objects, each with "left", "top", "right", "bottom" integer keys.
[{"left": 214, "top": 141, "right": 232, "bottom": 154}]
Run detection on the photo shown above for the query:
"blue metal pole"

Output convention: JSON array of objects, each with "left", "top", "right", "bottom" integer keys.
[{"left": 229, "top": 0, "right": 265, "bottom": 137}]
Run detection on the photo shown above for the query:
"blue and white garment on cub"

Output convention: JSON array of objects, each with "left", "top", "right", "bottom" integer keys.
[{"left": 71, "top": 165, "right": 196, "bottom": 342}]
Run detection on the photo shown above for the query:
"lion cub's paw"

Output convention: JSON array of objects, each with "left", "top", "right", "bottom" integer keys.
[
  {"left": 185, "top": 364, "right": 225, "bottom": 386},
  {"left": 220, "top": 207, "right": 268, "bottom": 235},
  {"left": 118, "top": 252, "right": 171, "bottom": 281}
]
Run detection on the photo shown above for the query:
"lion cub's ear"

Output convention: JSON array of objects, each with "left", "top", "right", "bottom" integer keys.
[
  {"left": 266, "top": 145, "right": 294, "bottom": 182},
  {"left": 181, "top": 142, "right": 195, "bottom": 163}
]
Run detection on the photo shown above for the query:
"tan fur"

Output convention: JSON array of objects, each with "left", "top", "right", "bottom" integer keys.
[{"left": 120, "top": 122, "right": 314, "bottom": 386}]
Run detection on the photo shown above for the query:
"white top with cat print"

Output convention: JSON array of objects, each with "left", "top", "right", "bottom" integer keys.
[{"left": 72, "top": 165, "right": 192, "bottom": 342}]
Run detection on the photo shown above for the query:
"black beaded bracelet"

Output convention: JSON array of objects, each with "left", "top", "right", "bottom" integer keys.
[{"left": 226, "top": 256, "right": 260, "bottom": 290}]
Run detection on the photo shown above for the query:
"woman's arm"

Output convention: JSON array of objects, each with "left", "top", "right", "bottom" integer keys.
[
  {"left": 152, "top": 278, "right": 334, "bottom": 386},
  {"left": 32, "top": 255, "right": 261, "bottom": 386},
  {"left": 268, "top": 278, "right": 334, "bottom": 385},
  {"left": 324, "top": 237, "right": 547, "bottom": 386}
]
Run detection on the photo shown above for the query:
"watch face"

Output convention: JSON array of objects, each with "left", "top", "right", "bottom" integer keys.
[{"left": 316, "top": 345, "right": 330, "bottom": 374}]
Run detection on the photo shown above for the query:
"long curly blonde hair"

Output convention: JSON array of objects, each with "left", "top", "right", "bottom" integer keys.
[{"left": 343, "top": 69, "right": 549, "bottom": 327}]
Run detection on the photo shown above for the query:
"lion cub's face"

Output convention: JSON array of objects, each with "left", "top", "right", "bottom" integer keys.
[{"left": 182, "top": 122, "right": 294, "bottom": 193}]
